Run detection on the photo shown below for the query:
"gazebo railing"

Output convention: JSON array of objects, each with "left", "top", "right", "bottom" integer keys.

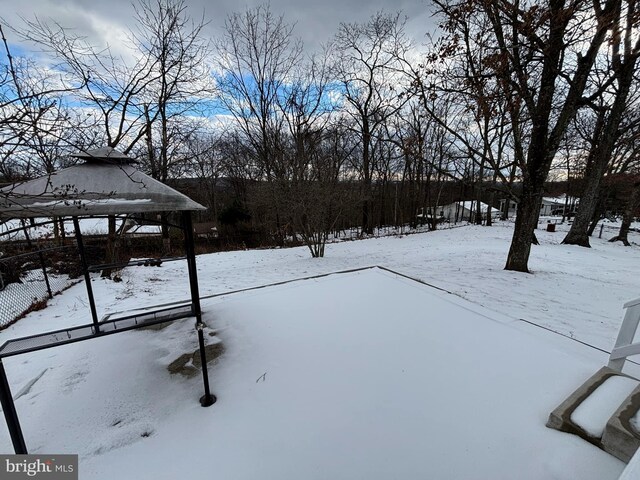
[{"left": 0, "top": 303, "right": 193, "bottom": 358}]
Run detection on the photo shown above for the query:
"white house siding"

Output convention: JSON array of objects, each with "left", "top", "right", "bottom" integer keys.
[{"left": 438, "top": 201, "right": 499, "bottom": 222}]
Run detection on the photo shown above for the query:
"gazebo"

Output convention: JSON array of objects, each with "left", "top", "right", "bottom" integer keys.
[{"left": 0, "top": 147, "right": 216, "bottom": 454}]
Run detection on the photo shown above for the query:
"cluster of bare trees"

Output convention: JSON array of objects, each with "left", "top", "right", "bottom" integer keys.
[
  {"left": 1, "top": 0, "right": 639, "bottom": 267},
  {"left": 417, "top": 0, "right": 640, "bottom": 270}
]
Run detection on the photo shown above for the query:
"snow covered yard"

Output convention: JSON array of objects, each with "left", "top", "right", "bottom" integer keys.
[
  {"left": 4, "top": 220, "right": 638, "bottom": 350},
  {"left": 0, "top": 221, "right": 639, "bottom": 478}
]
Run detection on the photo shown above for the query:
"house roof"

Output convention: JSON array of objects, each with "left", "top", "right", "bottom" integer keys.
[
  {"left": 0, "top": 148, "right": 205, "bottom": 218},
  {"left": 541, "top": 195, "right": 579, "bottom": 206}
]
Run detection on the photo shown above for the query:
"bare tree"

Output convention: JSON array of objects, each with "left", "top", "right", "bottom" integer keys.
[
  {"left": 215, "top": 4, "right": 302, "bottom": 244},
  {"left": 433, "top": 0, "right": 621, "bottom": 272},
  {"left": 0, "top": 24, "right": 88, "bottom": 181},
  {"left": 15, "top": 1, "right": 212, "bottom": 261},
  {"left": 185, "top": 131, "right": 224, "bottom": 219},
  {"left": 332, "top": 11, "right": 411, "bottom": 235},
  {"left": 278, "top": 48, "right": 346, "bottom": 256},
  {"left": 609, "top": 176, "right": 640, "bottom": 245},
  {"left": 132, "top": 0, "right": 212, "bottom": 183},
  {"left": 287, "top": 126, "right": 350, "bottom": 257},
  {"left": 406, "top": 11, "right": 519, "bottom": 229},
  {"left": 17, "top": 17, "right": 159, "bottom": 154},
  {"left": 563, "top": 0, "right": 640, "bottom": 246}
]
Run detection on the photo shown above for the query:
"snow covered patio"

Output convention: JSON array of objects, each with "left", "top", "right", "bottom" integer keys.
[{"left": 1, "top": 266, "right": 629, "bottom": 479}]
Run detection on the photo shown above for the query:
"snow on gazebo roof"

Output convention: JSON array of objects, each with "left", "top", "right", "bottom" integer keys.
[{"left": 0, "top": 147, "right": 205, "bottom": 218}]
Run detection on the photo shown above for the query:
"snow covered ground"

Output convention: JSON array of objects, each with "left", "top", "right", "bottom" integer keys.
[
  {"left": 0, "top": 217, "right": 161, "bottom": 240},
  {"left": 5, "top": 220, "right": 637, "bottom": 350},
  {"left": 0, "top": 270, "right": 78, "bottom": 327},
  {"left": 0, "top": 220, "right": 639, "bottom": 478}
]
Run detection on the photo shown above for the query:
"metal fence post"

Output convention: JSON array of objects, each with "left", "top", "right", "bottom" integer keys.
[{"left": 0, "top": 359, "right": 27, "bottom": 454}]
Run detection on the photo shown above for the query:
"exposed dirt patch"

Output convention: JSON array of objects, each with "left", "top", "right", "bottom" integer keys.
[{"left": 167, "top": 342, "right": 225, "bottom": 377}]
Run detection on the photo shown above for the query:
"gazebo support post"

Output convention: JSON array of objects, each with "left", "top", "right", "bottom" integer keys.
[
  {"left": 0, "top": 359, "right": 27, "bottom": 454},
  {"left": 182, "top": 211, "right": 216, "bottom": 407},
  {"left": 72, "top": 217, "right": 100, "bottom": 332}
]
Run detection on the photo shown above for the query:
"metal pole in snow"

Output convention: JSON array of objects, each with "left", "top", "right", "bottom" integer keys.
[
  {"left": 182, "top": 211, "right": 216, "bottom": 407},
  {"left": 0, "top": 359, "right": 27, "bottom": 454},
  {"left": 73, "top": 217, "right": 100, "bottom": 332}
]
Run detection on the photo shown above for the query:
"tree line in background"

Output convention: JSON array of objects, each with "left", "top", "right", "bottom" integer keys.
[{"left": 1, "top": 0, "right": 640, "bottom": 271}]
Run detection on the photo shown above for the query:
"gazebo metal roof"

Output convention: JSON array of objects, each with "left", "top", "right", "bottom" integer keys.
[{"left": 0, "top": 147, "right": 204, "bottom": 218}]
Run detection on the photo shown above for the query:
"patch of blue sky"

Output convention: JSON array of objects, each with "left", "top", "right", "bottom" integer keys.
[
  {"left": 214, "top": 70, "right": 344, "bottom": 117},
  {"left": 171, "top": 97, "right": 228, "bottom": 118},
  {"left": 2, "top": 42, "right": 31, "bottom": 59},
  {"left": 2, "top": 52, "right": 344, "bottom": 127}
]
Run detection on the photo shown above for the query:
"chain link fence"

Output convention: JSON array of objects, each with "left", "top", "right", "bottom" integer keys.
[{"left": 0, "top": 247, "right": 83, "bottom": 329}]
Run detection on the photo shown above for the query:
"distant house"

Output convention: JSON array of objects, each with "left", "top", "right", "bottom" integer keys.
[
  {"left": 416, "top": 208, "right": 440, "bottom": 225},
  {"left": 498, "top": 198, "right": 518, "bottom": 218},
  {"left": 193, "top": 222, "right": 219, "bottom": 240},
  {"left": 436, "top": 201, "right": 500, "bottom": 223},
  {"left": 540, "top": 195, "right": 579, "bottom": 216},
  {"left": 499, "top": 195, "right": 579, "bottom": 218}
]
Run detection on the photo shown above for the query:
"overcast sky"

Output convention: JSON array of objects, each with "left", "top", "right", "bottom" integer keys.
[{"left": 0, "top": 0, "right": 439, "bottom": 56}]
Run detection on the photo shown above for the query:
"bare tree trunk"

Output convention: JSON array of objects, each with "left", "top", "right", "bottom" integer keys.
[
  {"left": 53, "top": 216, "right": 59, "bottom": 241},
  {"left": 361, "top": 128, "right": 373, "bottom": 235},
  {"left": 563, "top": 0, "right": 638, "bottom": 246},
  {"left": 505, "top": 170, "right": 544, "bottom": 272},
  {"left": 501, "top": 198, "right": 509, "bottom": 220},
  {"left": 498, "top": 0, "right": 616, "bottom": 271},
  {"left": 564, "top": 175, "right": 603, "bottom": 247},
  {"left": 475, "top": 159, "right": 484, "bottom": 225},
  {"left": 610, "top": 181, "right": 640, "bottom": 246},
  {"left": 486, "top": 173, "right": 497, "bottom": 227},
  {"left": 587, "top": 196, "right": 605, "bottom": 236},
  {"left": 101, "top": 215, "right": 118, "bottom": 278},
  {"left": 59, "top": 217, "right": 66, "bottom": 245},
  {"left": 563, "top": 113, "right": 608, "bottom": 247}
]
